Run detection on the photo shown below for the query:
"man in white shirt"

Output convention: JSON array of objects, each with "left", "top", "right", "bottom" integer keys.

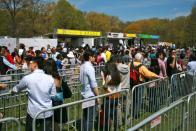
[
  {"left": 11, "top": 57, "right": 56, "bottom": 131},
  {"left": 187, "top": 52, "right": 196, "bottom": 75},
  {"left": 79, "top": 51, "right": 100, "bottom": 131},
  {"left": 51, "top": 47, "right": 59, "bottom": 61}
]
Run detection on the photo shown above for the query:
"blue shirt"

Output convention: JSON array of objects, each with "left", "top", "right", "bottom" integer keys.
[
  {"left": 42, "top": 53, "right": 47, "bottom": 59},
  {"left": 13, "top": 69, "right": 56, "bottom": 119},
  {"left": 56, "top": 60, "right": 62, "bottom": 69},
  {"left": 79, "top": 61, "right": 98, "bottom": 99}
]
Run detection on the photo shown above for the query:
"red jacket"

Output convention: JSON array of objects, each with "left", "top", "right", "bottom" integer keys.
[{"left": 6, "top": 54, "right": 14, "bottom": 64}]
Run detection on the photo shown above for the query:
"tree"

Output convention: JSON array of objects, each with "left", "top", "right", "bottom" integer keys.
[
  {"left": 0, "top": 9, "right": 10, "bottom": 36},
  {"left": 0, "top": 0, "right": 41, "bottom": 37},
  {"left": 51, "top": 0, "right": 88, "bottom": 31},
  {"left": 185, "top": 4, "right": 196, "bottom": 46}
]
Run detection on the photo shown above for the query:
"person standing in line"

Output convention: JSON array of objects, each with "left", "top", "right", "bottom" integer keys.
[
  {"left": 167, "top": 49, "right": 182, "bottom": 102},
  {"left": 11, "top": 57, "right": 56, "bottom": 131},
  {"left": 79, "top": 51, "right": 100, "bottom": 131},
  {"left": 51, "top": 47, "right": 60, "bottom": 61},
  {"left": 131, "top": 53, "right": 160, "bottom": 118},
  {"left": 187, "top": 50, "right": 196, "bottom": 75},
  {"left": 44, "top": 58, "right": 68, "bottom": 131},
  {"left": 101, "top": 63, "right": 121, "bottom": 131},
  {"left": 0, "top": 46, "right": 18, "bottom": 74},
  {"left": 157, "top": 51, "right": 167, "bottom": 77}
]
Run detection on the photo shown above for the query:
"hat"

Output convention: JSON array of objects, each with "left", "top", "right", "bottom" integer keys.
[
  {"left": 67, "top": 51, "right": 75, "bottom": 58},
  {"left": 75, "top": 48, "right": 79, "bottom": 51}
]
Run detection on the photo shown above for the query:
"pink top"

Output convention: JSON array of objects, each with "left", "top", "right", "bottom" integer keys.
[{"left": 158, "top": 58, "right": 167, "bottom": 77}]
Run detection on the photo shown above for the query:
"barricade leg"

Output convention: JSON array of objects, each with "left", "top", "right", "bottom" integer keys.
[
  {"left": 82, "top": 105, "right": 96, "bottom": 131},
  {"left": 171, "top": 77, "right": 178, "bottom": 102},
  {"left": 132, "top": 87, "right": 144, "bottom": 119},
  {"left": 0, "top": 117, "right": 21, "bottom": 131},
  {"left": 187, "top": 93, "right": 196, "bottom": 131}
]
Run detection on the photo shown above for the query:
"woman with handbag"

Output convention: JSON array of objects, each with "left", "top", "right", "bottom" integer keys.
[
  {"left": 101, "top": 63, "right": 121, "bottom": 131},
  {"left": 44, "top": 58, "right": 68, "bottom": 131}
]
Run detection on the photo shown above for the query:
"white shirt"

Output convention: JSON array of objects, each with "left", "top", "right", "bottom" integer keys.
[
  {"left": 105, "top": 75, "right": 121, "bottom": 93},
  {"left": 101, "top": 53, "right": 107, "bottom": 63},
  {"left": 13, "top": 69, "right": 56, "bottom": 119},
  {"left": 187, "top": 61, "right": 196, "bottom": 75},
  {"left": 51, "top": 52, "right": 60, "bottom": 61}
]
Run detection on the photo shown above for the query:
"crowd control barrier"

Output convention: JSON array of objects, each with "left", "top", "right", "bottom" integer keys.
[
  {"left": 171, "top": 71, "right": 196, "bottom": 102},
  {"left": 32, "top": 89, "right": 129, "bottom": 131},
  {"left": 0, "top": 117, "right": 21, "bottom": 131},
  {"left": 130, "top": 78, "right": 170, "bottom": 126}
]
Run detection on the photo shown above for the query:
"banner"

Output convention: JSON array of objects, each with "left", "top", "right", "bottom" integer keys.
[
  {"left": 57, "top": 29, "right": 101, "bottom": 37},
  {"left": 19, "top": 38, "right": 57, "bottom": 50}
]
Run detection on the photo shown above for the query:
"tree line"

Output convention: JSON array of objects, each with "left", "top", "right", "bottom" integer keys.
[{"left": 0, "top": 0, "right": 195, "bottom": 47}]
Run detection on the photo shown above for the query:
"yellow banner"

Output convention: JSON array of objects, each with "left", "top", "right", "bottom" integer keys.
[
  {"left": 57, "top": 29, "right": 101, "bottom": 37},
  {"left": 125, "top": 33, "right": 137, "bottom": 38}
]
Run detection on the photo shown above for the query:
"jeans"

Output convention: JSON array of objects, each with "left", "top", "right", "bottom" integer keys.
[
  {"left": 104, "top": 98, "right": 119, "bottom": 131},
  {"left": 132, "top": 87, "right": 144, "bottom": 119},
  {"left": 82, "top": 106, "right": 96, "bottom": 131},
  {"left": 25, "top": 114, "right": 52, "bottom": 131}
]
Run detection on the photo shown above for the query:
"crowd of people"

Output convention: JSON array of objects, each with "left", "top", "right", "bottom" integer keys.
[{"left": 0, "top": 43, "right": 196, "bottom": 131}]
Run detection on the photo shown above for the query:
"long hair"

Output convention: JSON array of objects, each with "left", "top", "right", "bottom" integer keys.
[
  {"left": 105, "top": 63, "right": 121, "bottom": 86},
  {"left": 44, "top": 58, "right": 60, "bottom": 80}
]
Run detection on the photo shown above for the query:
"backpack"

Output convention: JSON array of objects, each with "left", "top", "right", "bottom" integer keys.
[
  {"left": 149, "top": 58, "right": 160, "bottom": 75},
  {"left": 130, "top": 62, "right": 143, "bottom": 88}
]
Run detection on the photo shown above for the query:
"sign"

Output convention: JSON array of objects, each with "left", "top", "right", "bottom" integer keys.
[
  {"left": 138, "top": 34, "right": 160, "bottom": 39},
  {"left": 19, "top": 38, "right": 57, "bottom": 51},
  {"left": 57, "top": 29, "right": 101, "bottom": 37},
  {"left": 150, "top": 116, "right": 161, "bottom": 128},
  {"left": 82, "top": 100, "right": 95, "bottom": 109},
  {"left": 151, "top": 35, "right": 160, "bottom": 39},
  {"left": 107, "top": 32, "right": 124, "bottom": 38},
  {"left": 158, "top": 42, "right": 172, "bottom": 46},
  {"left": 125, "top": 33, "right": 137, "bottom": 38}
]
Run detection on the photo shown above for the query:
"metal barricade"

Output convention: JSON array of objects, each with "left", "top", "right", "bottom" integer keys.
[
  {"left": 32, "top": 89, "right": 129, "bottom": 131},
  {"left": 187, "top": 92, "right": 196, "bottom": 131},
  {"left": 0, "top": 77, "right": 102, "bottom": 121},
  {"left": 171, "top": 72, "right": 195, "bottom": 102},
  {"left": 58, "top": 65, "right": 105, "bottom": 83},
  {"left": 0, "top": 117, "right": 21, "bottom": 131},
  {"left": 128, "top": 99, "right": 186, "bottom": 131},
  {"left": 0, "top": 73, "right": 28, "bottom": 94},
  {"left": 6, "top": 69, "right": 30, "bottom": 75},
  {"left": 0, "top": 73, "right": 28, "bottom": 83},
  {"left": 130, "top": 78, "right": 170, "bottom": 126},
  {"left": 0, "top": 91, "right": 28, "bottom": 120},
  {"left": 94, "top": 65, "right": 105, "bottom": 77}
]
